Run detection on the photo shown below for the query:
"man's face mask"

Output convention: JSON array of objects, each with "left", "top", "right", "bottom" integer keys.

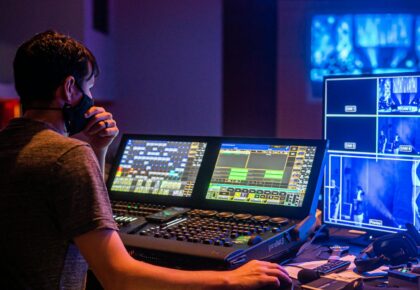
[{"left": 62, "top": 85, "right": 94, "bottom": 136}]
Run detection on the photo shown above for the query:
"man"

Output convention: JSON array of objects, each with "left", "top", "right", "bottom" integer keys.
[
  {"left": 411, "top": 161, "right": 420, "bottom": 229},
  {"left": 0, "top": 31, "right": 291, "bottom": 289},
  {"left": 329, "top": 179, "right": 340, "bottom": 221},
  {"left": 391, "top": 133, "right": 400, "bottom": 154},
  {"left": 378, "top": 129, "right": 387, "bottom": 154},
  {"left": 353, "top": 186, "right": 365, "bottom": 227}
]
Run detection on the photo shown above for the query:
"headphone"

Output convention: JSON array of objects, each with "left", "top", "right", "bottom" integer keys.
[{"left": 354, "top": 224, "right": 420, "bottom": 273}]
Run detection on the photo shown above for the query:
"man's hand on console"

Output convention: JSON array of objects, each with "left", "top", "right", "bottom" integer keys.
[{"left": 225, "top": 260, "right": 292, "bottom": 289}]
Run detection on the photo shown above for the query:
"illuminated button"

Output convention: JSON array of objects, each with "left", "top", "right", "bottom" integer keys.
[
  {"left": 214, "top": 240, "right": 224, "bottom": 246},
  {"left": 224, "top": 241, "right": 233, "bottom": 247},
  {"left": 247, "top": 235, "right": 263, "bottom": 246}
]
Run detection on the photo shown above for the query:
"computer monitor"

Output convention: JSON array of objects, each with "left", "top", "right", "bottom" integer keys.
[
  {"left": 323, "top": 73, "right": 420, "bottom": 233},
  {"left": 204, "top": 140, "right": 327, "bottom": 219},
  {"left": 107, "top": 135, "right": 207, "bottom": 205}
]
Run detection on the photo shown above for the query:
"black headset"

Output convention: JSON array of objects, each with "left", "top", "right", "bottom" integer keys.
[{"left": 354, "top": 224, "right": 420, "bottom": 273}]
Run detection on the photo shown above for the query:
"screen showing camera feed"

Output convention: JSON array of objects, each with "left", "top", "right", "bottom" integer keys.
[{"left": 324, "top": 74, "right": 420, "bottom": 232}]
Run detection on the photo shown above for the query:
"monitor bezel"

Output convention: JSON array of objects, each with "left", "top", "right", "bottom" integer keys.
[{"left": 322, "top": 72, "right": 420, "bottom": 233}]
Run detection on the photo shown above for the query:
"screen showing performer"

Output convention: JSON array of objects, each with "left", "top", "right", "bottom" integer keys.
[{"left": 324, "top": 74, "right": 420, "bottom": 233}]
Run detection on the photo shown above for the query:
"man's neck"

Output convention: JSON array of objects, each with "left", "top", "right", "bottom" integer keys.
[{"left": 23, "top": 109, "right": 66, "bottom": 135}]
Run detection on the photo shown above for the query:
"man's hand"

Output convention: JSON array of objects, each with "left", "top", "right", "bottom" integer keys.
[
  {"left": 73, "top": 106, "right": 119, "bottom": 152},
  {"left": 225, "top": 260, "right": 292, "bottom": 289}
]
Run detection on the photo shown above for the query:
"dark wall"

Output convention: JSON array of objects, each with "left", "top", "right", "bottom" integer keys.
[
  {"left": 223, "top": 0, "right": 277, "bottom": 137},
  {"left": 113, "top": 0, "right": 222, "bottom": 136}
]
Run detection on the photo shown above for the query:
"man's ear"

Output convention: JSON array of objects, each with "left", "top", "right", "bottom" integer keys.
[{"left": 60, "top": 76, "right": 77, "bottom": 104}]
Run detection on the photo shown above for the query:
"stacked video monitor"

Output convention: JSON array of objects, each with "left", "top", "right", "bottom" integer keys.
[
  {"left": 323, "top": 73, "right": 420, "bottom": 233},
  {"left": 107, "top": 136, "right": 327, "bottom": 219}
]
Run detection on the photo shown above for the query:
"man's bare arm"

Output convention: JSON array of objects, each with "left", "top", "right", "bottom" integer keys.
[{"left": 74, "top": 229, "right": 291, "bottom": 290}]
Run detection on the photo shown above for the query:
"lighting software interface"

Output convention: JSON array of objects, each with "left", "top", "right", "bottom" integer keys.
[
  {"left": 206, "top": 143, "right": 317, "bottom": 207},
  {"left": 324, "top": 74, "right": 420, "bottom": 233},
  {"left": 110, "top": 140, "right": 207, "bottom": 197}
]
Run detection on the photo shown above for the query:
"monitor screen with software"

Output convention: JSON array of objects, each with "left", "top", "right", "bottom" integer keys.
[
  {"left": 323, "top": 73, "right": 420, "bottom": 233},
  {"left": 206, "top": 143, "right": 317, "bottom": 207},
  {"left": 109, "top": 139, "right": 207, "bottom": 198}
]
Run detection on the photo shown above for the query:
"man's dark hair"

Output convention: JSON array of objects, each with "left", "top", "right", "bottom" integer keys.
[{"left": 13, "top": 30, "right": 99, "bottom": 108}]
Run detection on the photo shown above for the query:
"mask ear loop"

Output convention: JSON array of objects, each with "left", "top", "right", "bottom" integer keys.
[{"left": 73, "top": 78, "right": 91, "bottom": 98}]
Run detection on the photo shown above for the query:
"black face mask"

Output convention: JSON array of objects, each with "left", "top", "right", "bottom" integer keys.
[{"left": 62, "top": 92, "right": 94, "bottom": 136}]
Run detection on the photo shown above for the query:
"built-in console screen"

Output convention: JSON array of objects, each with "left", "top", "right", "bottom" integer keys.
[
  {"left": 206, "top": 144, "right": 317, "bottom": 207},
  {"left": 110, "top": 139, "right": 207, "bottom": 197}
]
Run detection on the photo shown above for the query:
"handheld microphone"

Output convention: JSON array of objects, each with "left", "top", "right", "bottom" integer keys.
[{"left": 297, "top": 268, "right": 321, "bottom": 284}]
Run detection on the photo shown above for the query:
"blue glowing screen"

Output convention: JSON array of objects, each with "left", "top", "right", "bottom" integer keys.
[
  {"left": 311, "top": 14, "right": 420, "bottom": 83},
  {"left": 324, "top": 74, "right": 420, "bottom": 233}
]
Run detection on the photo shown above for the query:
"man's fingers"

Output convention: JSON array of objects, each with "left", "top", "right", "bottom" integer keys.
[
  {"left": 91, "top": 120, "right": 117, "bottom": 136},
  {"left": 98, "top": 126, "right": 119, "bottom": 138},
  {"left": 260, "top": 262, "right": 290, "bottom": 276},
  {"left": 84, "top": 106, "right": 105, "bottom": 118},
  {"left": 84, "top": 112, "right": 114, "bottom": 133},
  {"left": 262, "top": 276, "right": 280, "bottom": 287}
]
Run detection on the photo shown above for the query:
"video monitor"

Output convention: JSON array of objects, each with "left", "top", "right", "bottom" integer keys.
[
  {"left": 311, "top": 14, "right": 418, "bottom": 82},
  {"left": 311, "top": 13, "right": 420, "bottom": 98},
  {"left": 108, "top": 137, "right": 207, "bottom": 198},
  {"left": 323, "top": 73, "right": 420, "bottom": 233},
  {"left": 206, "top": 143, "right": 318, "bottom": 208}
]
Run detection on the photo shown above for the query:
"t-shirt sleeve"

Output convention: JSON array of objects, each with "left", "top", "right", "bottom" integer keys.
[{"left": 50, "top": 144, "right": 118, "bottom": 239}]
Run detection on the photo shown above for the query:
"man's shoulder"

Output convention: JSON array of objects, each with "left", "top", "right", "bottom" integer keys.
[
  {"left": 20, "top": 128, "right": 94, "bottom": 167},
  {"left": 35, "top": 129, "right": 90, "bottom": 153}
]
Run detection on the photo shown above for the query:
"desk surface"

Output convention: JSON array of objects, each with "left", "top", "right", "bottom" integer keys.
[{"left": 280, "top": 226, "right": 404, "bottom": 290}]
